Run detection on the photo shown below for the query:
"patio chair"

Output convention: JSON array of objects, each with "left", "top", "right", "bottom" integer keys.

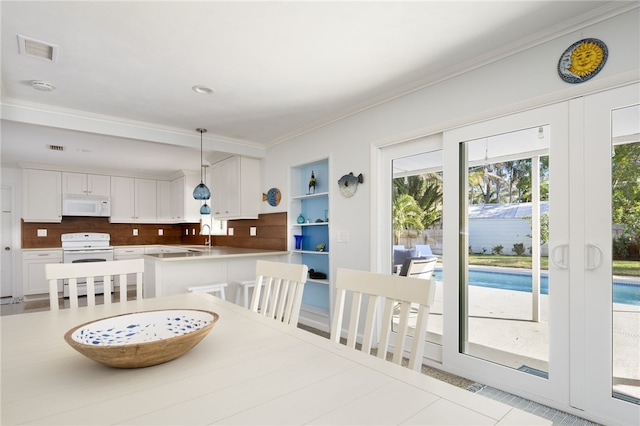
[
  {"left": 249, "top": 260, "right": 308, "bottom": 326},
  {"left": 331, "top": 268, "right": 436, "bottom": 371},
  {"left": 46, "top": 259, "right": 144, "bottom": 311},
  {"left": 393, "top": 247, "right": 417, "bottom": 270},
  {"left": 398, "top": 256, "right": 437, "bottom": 279},
  {"left": 415, "top": 244, "right": 436, "bottom": 258}
]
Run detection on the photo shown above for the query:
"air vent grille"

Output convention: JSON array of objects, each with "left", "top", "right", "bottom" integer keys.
[
  {"left": 17, "top": 35, "right": 58, "bottom": 62},
  {"left": 48, "top": 145, "right": 65, "bottom": 151}
]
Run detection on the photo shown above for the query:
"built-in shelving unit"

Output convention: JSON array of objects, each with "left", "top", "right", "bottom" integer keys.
[{"left": 290, "top": 159, "right": 331, "bottom": 331}]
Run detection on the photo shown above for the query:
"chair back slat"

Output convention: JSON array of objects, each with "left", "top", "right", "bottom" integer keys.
[
  {"left": 249, "top": 260, "right": 308, "bottom": 326},
  {"left": 331, "top": 268, "right": 436, "bottom": 371},
  {"left": 46, "top": 259, "right": 144, "bottom": 311}
]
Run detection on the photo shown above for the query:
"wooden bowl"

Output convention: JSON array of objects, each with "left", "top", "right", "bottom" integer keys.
[{"left": 64, "top": 309, "right": 219, "bottom": 368}]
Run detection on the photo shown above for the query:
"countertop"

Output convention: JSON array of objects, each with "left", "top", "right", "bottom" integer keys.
[{"left": 144, "top": 246, "right": 289, "bottom": 261}]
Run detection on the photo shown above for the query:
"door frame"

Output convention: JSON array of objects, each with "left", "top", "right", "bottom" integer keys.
[{"left": 441, "top": 102, "right": 571, "bottom": 407}]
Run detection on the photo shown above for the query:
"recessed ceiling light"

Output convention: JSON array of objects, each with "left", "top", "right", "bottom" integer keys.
[
  {"left": 31, "top": 80, "right": 55, "bottom": 91},
  {"left": 192, "top": 85, "right": 214, "bottom": 95}
]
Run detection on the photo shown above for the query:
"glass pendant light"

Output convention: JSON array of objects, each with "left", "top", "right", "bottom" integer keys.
[
  {"left": 200, "top": 165, "right": 212, "bottom": 214},
  {"left": 193, "top": 128, "right": 211, "bottom": 200},
  {"left": 200, "top": 202, "right": 211, "bottom": 215}
]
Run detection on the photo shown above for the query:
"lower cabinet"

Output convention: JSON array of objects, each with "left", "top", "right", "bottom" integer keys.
[{"left": 22, "top": 250, "right": 63, "bottom": 296}]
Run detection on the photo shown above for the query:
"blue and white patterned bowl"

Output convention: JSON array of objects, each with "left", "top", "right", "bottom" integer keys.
[{"left": 64, "top": 309, "right": 219, "bottom": 368}]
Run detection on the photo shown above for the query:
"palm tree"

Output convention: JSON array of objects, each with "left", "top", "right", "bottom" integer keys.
[{"left": 392, "top": 194, "right": 425, "bottom": 245}]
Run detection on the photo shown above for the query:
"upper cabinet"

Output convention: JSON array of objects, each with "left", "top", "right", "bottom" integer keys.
[
  {"left": 210, "top": 156, "right": 260, "bottom": 219},
  {"left": 170, "top": 172, "right": 201, "bottom": 223},
  {"left": 62, "top": 172, "right": 110, "bottom": 196},
  {"left": 156, "top": 180, "right": 172, "bottom": 223},
  {"left": 23, "top": 169, "right": 62, "bottom": 222},
  {"left": 110, "top": 177, "right": 157, "bottom": 223}
]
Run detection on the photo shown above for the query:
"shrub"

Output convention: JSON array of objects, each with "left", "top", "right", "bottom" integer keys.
[
  {"left": 612, "top": 235, "right": 629, "bottom": 260},
  {"left": 513, "top": 243, "right": 526, "bottom": 256},
  {"left": 491, "top": 244, "right": 504, "bottom": 255}
]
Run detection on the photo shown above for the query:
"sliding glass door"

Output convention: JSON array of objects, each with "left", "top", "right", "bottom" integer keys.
[
  {"left": 378, "top": 84, "right": 639, "bottom": 424},
  {"left": 443, "top": 102, "right": 570, "bottom": 404},
  {"left": 579, "top": 85, "right": 639, "bottom": 424}
]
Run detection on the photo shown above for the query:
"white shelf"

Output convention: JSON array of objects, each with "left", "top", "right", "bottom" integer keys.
[
  {"left": 291, "top": 192, "right": 329, "bottom": 200},
  {"left": 306, "top": 278, "right": 330, "bottom": 285},
  {"left": 292, "top": 222, "right": 328, "bottom": 227},
  {"left": 291, "top": 250, "right": 329, "bottom": 255}
]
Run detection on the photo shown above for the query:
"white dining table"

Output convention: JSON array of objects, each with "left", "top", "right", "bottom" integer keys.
[{"left": 1, "top": 293, "right": 550, "bottom": 425}]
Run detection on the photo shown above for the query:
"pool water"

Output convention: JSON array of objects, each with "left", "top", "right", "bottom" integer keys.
[{"left": 432, "top": 270, "right": 640, "bottom": 306}]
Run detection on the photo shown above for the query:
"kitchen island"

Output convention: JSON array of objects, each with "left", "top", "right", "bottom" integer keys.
[{"left": 143, "top": 246, "right": 289, "bottom": 301}]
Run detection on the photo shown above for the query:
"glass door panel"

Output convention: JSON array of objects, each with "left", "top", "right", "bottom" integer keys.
[
  {"left": 611, "top": 105, "right": 640, "bottom": 405},
  {"left": 460, "top": 127, "right": 550, "bottom": 374},
  {"left": 392, "top": 150, "right": 443, "bottom": 346}
]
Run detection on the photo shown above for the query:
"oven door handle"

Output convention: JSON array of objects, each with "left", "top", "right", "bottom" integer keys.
[{"left": 71, "top": 258, "right": 108, "bottom": 264}]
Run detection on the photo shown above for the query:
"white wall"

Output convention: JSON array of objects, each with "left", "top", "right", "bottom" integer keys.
[{"left": 262, "top": 9, "right": 640, "bottom": 281}]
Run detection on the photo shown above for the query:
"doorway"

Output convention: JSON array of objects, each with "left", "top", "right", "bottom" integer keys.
[
  {"left": 379, "top": 83, "right": 639, "bottom": 424},
  {"left": 1, "top": 185, "right": 14, "bottom": 299}
]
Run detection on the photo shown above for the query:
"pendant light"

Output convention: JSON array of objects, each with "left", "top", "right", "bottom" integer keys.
[
  {"left": 200, "top": 165, "right": 212, "bottom": 214},
  {"left": 193, "top": 128, "right": 211, "bottom": 200}
]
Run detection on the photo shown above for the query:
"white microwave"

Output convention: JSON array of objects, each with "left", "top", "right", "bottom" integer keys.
[{"left": 62, "top": 195, "right": 111, "bottom": 217}]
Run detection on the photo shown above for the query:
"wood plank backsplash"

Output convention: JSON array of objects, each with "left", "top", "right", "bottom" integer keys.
[{"left": 22, "top": 212, "right": 287, "bottom": 250}]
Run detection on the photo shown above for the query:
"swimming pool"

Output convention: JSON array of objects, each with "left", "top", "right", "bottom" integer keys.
[{"left": 432, "top": 269, "right": 640, "bottom": 306}]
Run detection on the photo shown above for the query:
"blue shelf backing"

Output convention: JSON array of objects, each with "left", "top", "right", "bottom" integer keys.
[
  {"left": 301, "top": 253, "right": 329, "bottom": 276},
  {"left": 301, "top": 281, "right": 330, "bottom": 310},
  {"left": 297, "top": 161, "right": 329, "bottom": 195},
  {"left": 300, "top": 197, "right": 328, "bottom": 223},
  {"left": 296, "top": 225, "right": 329, "bottom": 252}
]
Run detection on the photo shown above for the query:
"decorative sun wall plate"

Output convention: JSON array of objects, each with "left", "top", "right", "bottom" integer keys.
[{"left": 557, "top": 38, "right": 608, "bottom": 84}]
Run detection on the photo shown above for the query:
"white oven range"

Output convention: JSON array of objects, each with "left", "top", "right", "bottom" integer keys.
[{"left": 61, "top": 233, "right": 114, "bottom": 297}]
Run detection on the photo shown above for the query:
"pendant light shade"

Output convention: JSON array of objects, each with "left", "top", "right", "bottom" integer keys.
[
  {"left": 193, "top": 128, "right": 211, "bottom": 200},
  {"left": 200, "top": 202, "right": 211, "bottom": 215},
  {"left": 193, "top": 181, "right": 211, "bottom": 200}
]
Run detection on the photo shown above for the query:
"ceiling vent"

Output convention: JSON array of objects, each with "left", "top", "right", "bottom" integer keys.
[
  {"left": 17, "top": 35, "right": 58, "bottom": 63},
  {"left": 48, "top": 144, "right": 65, "bottom": 152}
]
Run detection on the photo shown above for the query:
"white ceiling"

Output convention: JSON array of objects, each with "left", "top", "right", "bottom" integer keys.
[{"left": 0, "top": 1, "right": 625, "bottom": 177}]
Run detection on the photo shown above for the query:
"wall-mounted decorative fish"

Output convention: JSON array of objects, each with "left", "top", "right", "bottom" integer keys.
[
  {"left": 337, "top": 172, "right": 363, "bottom": 198},
  {"left": 262, "top": 188, "right": 281, "bottom": 206}
]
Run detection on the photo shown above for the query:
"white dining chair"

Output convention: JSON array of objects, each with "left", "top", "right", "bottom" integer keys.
[
  {"left": 249, "top": 260, "right": 308, "bottom": 326},
  {"left": 331, "top": 267, "right": 436, "bottom": 371},
  {"left": 187, "top": 283, "right": 228, "bottom": 300},
  {"left": 46, "top": 259, "right": 144, "bottom": 311}
]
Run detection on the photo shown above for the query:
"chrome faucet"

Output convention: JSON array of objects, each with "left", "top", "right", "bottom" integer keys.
[{"left": 202, "top": 224, "right": 211, "bottom": 247}]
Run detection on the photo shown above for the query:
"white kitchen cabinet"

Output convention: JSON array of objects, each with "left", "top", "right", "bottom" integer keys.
[
  {"left": 170, "top": 172, "right": 201, "bottom": 223},
  {"left": 22, "top": 169, "right": 62, "bottom": 222},
  {"left": 22, "top": 249, "right": 62, "bottom": 296},
  {"left": 135, "top": 179, "right": 157, "bottom": 222},
  {"left": 62, "top": 172, "right": 110, "bottom": 196},
  {"left": 210, "top": 156, "right": 260, "bottom": 219},
  {"left": 114, "top": 246, "right": 145, "bottom": 260},
  {"left": 110, "top": 177, "right": 157, "bottom": 223},
  {"left": 156, "top": 180, "right": 172, "bottom": 222}
]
